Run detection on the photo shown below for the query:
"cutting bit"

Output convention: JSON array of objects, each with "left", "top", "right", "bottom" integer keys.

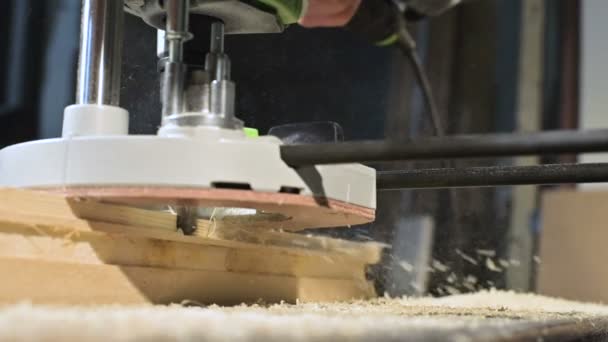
[
  {"left": 162, "top": 0, "right": 198, "bottom": 234},
  {"left": 177, "top": 206, "right": 199, "bottom": 235}
]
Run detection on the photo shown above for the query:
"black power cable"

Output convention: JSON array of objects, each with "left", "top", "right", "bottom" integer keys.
[
  {"left": 392, "top": 12, "right": 445, "bottom": 137},
  {"left": 346, "top": 0, "right": 445, "bottom": 137}
]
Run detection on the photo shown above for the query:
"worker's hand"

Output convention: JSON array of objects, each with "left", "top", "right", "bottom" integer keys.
[{"left": 299, "top": 0, "right": 362, "bottom": 27}]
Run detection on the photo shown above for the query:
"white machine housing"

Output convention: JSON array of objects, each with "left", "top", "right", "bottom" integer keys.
[{"left": 0, "top": 104, "right": 376, "bottom": 210}]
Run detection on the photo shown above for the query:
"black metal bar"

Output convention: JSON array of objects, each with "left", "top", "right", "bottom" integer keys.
[
  {"left": 280, "top": 129, "right": 608, "bottom": 166},
  {"left": 377, "top": 163, "right": 608, "bottom": 190}
]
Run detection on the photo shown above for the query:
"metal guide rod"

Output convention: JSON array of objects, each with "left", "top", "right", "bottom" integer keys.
[
  {"left": 207, "top": 22, "right": 230, "bottom": 81},
  {"left": 162, "top": 0, "right": 191, "bottom": 118},
  {"left": 207, "top": 22, "right": 236, "bottom": 124},
  {"left": 280, "top": 129, "right": 608, "bottom": 166},
  {"left": 76, "top": 0, "right": 124, "bottom": 106},
  {"left": 377, "top": 163, "right": 608, "bottom": 190},
  {"left": 210, "top": 22, "right": 224, "bottom": 55}
]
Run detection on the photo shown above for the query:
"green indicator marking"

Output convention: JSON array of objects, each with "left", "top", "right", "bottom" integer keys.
[{"left": 244, "top": 127, "right": 260, "bottom": 138}]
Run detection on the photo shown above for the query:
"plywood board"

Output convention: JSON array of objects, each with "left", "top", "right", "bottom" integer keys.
[{"left": 538, "top": 190, "right": 608, "bottom": 303}]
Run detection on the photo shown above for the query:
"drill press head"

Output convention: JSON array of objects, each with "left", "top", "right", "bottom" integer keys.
[{"left": 0, "top": 0, "right": 376, "bottom": 232}]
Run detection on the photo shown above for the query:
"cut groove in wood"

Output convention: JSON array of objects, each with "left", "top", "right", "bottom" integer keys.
[{"left": 0, "top": 188, "right": 383, "bottom": 262}]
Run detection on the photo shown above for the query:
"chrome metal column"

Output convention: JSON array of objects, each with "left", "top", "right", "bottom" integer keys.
[
  {"left": 76, "top": 0, "right": 124, "bottom": 106},
  {"left": 207, "top": 22, "right": 237, "bottom": 125},
  {"left": 162, "top": 0, "right": 191, "bottom": 118}
]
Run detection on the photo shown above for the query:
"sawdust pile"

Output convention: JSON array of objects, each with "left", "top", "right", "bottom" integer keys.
[{"left": 1, "top": 290, "right": 607, "bottom": 341}]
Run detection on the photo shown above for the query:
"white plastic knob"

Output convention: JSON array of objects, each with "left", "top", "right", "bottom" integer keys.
[{"left": 62, "top": 104, "right": 129, "bottom": 137}]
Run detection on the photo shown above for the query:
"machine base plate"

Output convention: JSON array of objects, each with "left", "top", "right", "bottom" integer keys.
[{"left": 45, "top": 187, "right": 375, "bottom": 231}]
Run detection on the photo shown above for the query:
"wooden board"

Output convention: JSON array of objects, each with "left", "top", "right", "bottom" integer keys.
[
  {"left": 46, "top": 186, "right": 375, "bottom": 231},
  {"left": 0, "top": 257, "right": 375, "bottom": 305},
  {"left": 0, "top": 188, "right": 381, "bottom": 304},
  {"left": 0, "top": 217, "right": 372, "bottom": 279},
  {"left": 538, "top": 190, "right": 608, "bottom": 303}
]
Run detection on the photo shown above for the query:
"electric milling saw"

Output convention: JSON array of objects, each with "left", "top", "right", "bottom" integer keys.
[{"left": 0, "top": 0, "right": 460, "bottom": 233}]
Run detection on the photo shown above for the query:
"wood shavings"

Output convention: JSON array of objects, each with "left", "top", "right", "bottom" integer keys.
[
  {"left": 455, "top": 249, "right": 478, "bottom": 265},
  {"left": 498, "top": 259, "right": 511, "bottom": 268},
  {"left": 475, "top": 249, "right": 496, "bottom": 257},
  {"left": 0, "top": 291, "right": 606, "bottom": 341},
  {"left": 432, "top": 259, "right": 450, "bottom": 272},
  {"left": 443, "top": 286, "right": 461, "bottom": 295},
  {"left": 485, "top": 258, "right": 502, "bottom": 272},
  {"left": 509, "top": 259, "right": 521, "bottom": 267},
  {"left": 398, "top": 261, "right": 414, "bottom": 273}
]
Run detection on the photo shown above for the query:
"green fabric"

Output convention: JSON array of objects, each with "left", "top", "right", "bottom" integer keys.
[
  {"left": 255, "top": 0, "right": 304, "bottom": 24},
  {"left": 376, "top": 34, "right": 399, "bottom": 47}
]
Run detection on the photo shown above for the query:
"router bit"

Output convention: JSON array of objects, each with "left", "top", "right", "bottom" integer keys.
[{"left": 162, "top": 0, "right": 197, "bottom": 234}]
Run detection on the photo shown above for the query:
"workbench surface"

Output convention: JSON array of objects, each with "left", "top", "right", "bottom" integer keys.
[{"left": 1, "top": 291, "right": 607, "bottom": 341}]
